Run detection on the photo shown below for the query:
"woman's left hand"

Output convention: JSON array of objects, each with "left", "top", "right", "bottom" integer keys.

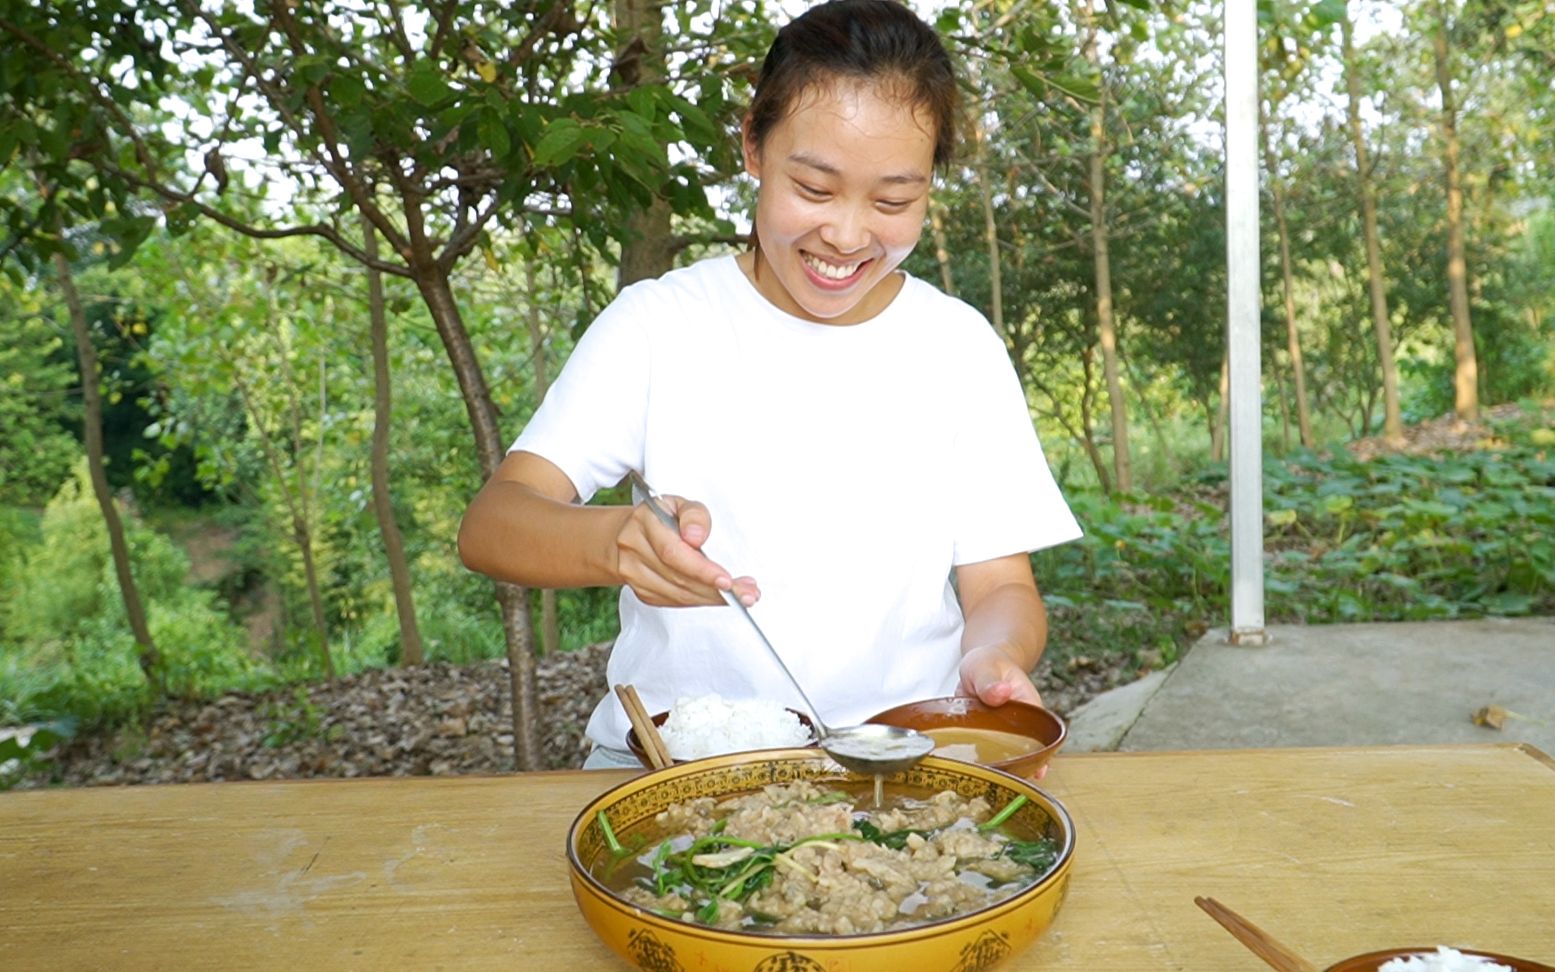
[
  {"left": 957, "top": 643, "right": 1043, "bottom": 708},
  {"left": 957, "top": 643, "right": 1049, "bottom": 780}
]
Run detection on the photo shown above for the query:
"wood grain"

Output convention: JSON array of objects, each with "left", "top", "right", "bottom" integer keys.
[{"left": 3, "top": 744, "right": 1553, "bottom": 970}]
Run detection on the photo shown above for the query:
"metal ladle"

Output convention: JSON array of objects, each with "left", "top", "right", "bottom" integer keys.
[{"left": 629, "top": 471, "right": 935, "bottom": 779}]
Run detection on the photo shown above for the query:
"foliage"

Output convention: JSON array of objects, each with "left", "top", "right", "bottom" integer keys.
[
  {"left": 1263, "top": 423, "right": 1555, "bottom": 620},
  {"left": 1, "top": 464, "right": 251, "bottom": 729},
  {"left": 1029, "top": 405, "right": 1555, "bottom": 674},
  {"left": 0, "top": 278, "right": 77, "bottom": 507},
  {"left": 0, "top": 720, "right": 72, "bottom": 791}
]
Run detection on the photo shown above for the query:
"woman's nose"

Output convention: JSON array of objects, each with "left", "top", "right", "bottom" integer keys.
[{"left": 818, "top": 205, "right": 872, "bottom": 253}]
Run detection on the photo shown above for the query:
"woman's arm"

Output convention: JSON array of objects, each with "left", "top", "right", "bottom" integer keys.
[
  {"left": 457, "top": 450, "right": 756, "bottom": 606},
  {"left": 954, "top": 552, "right": 1049, "bottom": 707}
]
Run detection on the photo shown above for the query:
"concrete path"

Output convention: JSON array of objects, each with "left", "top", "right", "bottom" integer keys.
[{"left": 1065, "top": 617, "right": 1555, "bottom": 756}]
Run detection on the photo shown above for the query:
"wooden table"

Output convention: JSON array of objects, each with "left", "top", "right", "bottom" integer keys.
[{"left": 4, "top": 744, "right": 1553, "bottom": 970}]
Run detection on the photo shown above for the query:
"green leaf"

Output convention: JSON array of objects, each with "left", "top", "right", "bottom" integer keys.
[
  {"left": 1048, "top": 73, "right": 1101, "bottom": 103},
  {"left": 477, "top": 107, "right": 511, "bottom": 159},
  {"left": 406, "top": 60, "right": 453, "bottom": 107},
  {"left": 333, "top": 73, "right": 366, "bottom": 109},
  {"left": 532, "top": 118, "right": 588, "bottom": 167},
  {"left": 1011, "top": 67, "right": 1047, "bottom": 99}
]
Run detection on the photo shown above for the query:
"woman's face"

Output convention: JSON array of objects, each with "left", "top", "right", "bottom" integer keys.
[{"left": 744, "top": 81, "right": 936, "bottom": 325}]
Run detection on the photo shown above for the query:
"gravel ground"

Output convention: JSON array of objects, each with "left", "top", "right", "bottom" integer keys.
[{"left": 15, "top": 641, "right": 1131, "bottom": 789}]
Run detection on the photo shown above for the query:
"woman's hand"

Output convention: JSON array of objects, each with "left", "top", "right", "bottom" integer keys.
[
  {"left": 957, "top": 643, "right": 1043, "bottom": 708},
  {"left": 957, "top": 642, "right": 1049, "bottom": 781},
  {"left": 615, "top": 493, "right": 760, "bottom": 607}
]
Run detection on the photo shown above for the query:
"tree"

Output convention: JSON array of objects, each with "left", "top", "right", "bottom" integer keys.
[
  {"left": 53, "top": 210, "right": 163, "bottom": 691},
  {"left": 1340, "top": 7, "right": 1404, "bottom": 444},
  {"left": 363, "top": 216, "right": 425, "bottom": 666},
  {"left": 1431, "top": 0, "right": 1481, "bottom": 421},
  {"left": 1078, "top": 0, "right": 1131, "bottom": 491}
]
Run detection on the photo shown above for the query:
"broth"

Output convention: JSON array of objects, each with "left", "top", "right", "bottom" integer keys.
[{"left": 924, "top": 727, "right": 1042, "bottom": 763}]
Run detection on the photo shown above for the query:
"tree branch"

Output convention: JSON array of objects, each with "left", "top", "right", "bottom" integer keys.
[
  {"left": 427, "top": 0, "right": 459, "bottom": 60},
  {"left": 96, "top": 160, "right": 412, "bottom": 277},
  {"left": 262, "top": 0, "right": 410, "bottom": 253},
  {"left": 379, "top": 0, "right": 417, "bottom": 61}
]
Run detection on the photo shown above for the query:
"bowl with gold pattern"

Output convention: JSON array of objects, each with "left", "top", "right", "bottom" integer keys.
[{"left": 566, "top": 749, "right": 1075, "bottom": 972}]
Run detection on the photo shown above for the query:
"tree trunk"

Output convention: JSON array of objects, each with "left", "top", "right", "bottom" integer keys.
[
  {"left": 363, "top": 217, "right": 425, "bottom": 666},
  {"left": 1433, "top": 5, "right": 1479, "bottom": 422},
  {"left": 53, "top": 244, "right": 162, "bottom": 692},
  {"left": 1273, "top": 363, "right": 1292, "bottom": 453},
  {"left": 1124, "top": 355, "right": 1175, "bottom": 472},
  {"left": 613, "top": 0, "right": 674, "bottom": 290},
  {"left": 1077, "top": 347, "right": 1113, "bottom": 493},
  {"left": 411, "top": 266, "right": 540, "bottom": 770},
  {"left": 1211, "top": 350, "right": 1230, "bottom": 462},
  {"left": 524, "top": 259, "right": 561, "bottom": 658},
  {"left": 274, "top": 292, "right": 333, "bottom": 678},
  {"left": 929, "top": 199, "right": 956, "bottom": 296},
  {"left": 1265, "top": 145, "right": 1314, "bottom": 449},
  {"left": 970, "top": 102, "right": 1007, "bottom": 345},
  {"left": 1082, "top": 11, "right": 1130, "bottom": 493},
  {"left": 1342, "top": 15, "right": 1404, "bottom": 444},
  {"left": 617, "top": 197, "right": 674, "bottom": 289},
  {"left": 293, "top": 511, "right": 334, "bottom": 678}
]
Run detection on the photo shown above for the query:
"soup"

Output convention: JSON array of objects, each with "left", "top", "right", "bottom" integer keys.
[
  {"left": 924, "top": 726, "right": 1044, "bottom": 764},
  {"left": 594, "top": 779, "right": 1059, "bottom": 936}
]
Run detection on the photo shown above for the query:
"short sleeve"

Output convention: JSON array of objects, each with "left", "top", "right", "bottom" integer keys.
[
  {"left": 948, "top": 322, "right": 1083, "bottom": 565},
  {"left": 508, "top": 287, "right": 653, "bottom": 503}
]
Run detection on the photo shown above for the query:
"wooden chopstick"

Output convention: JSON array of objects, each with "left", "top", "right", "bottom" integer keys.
[
  {"left": 1193, "top": 896, "right": 1319, "bottom": 972},
  {"left": 615, "top": 684, "right": 674, "bottom": 770}
]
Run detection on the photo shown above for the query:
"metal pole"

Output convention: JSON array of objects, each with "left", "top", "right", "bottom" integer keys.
[{"left": 1225, "top": 0, "right": 1266, "bottom": 643}]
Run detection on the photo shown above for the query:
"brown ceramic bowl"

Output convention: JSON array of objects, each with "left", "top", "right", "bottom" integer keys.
[
  {"left": 865, "top": 696, "right": 1067, "bottom": 778},
  {"left": 625, "top": 708, "right": 818, "bottom": 769},
  {"left": 1326, "top": 948, "right": 1555, "bottom": 971},
  {"left": 567, "top": 750, "right": 1075, "bottom": 972}
]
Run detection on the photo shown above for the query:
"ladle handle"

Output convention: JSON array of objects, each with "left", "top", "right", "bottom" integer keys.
[{"left": 627, "top": 470, "right": 830, "bottom": 737}]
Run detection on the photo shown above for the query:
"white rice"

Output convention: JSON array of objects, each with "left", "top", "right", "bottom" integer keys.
[
  {"left": 657, "top": 693, "right": 814, "bottom": 761},
  {"left": 1377, "top": 947, "right": 1515, "bottom": 972}
]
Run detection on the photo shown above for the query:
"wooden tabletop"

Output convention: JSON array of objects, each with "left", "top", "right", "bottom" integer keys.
[{"left": 4, "top": 743, "right": 1553, "bottom": 970}]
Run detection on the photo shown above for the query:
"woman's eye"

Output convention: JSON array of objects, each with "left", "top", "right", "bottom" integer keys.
[
  {"left": 795, "top": 182, "right": 830, "bottom": 198},
  {"left": 877, "top": 199, "right": 911, "bottom": 211}
]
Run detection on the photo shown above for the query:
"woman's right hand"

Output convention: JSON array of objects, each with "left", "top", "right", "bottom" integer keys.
[{"left": 615, "top": 494, "right": 760, "bottom": 607}]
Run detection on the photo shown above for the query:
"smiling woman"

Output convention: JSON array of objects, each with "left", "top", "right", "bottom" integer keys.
[
  {"left": 457, "top": 0, "right": 1082, "bottom": 771},
  {"left": 738, "top": 81, "right": 935, "bottom": 324}
]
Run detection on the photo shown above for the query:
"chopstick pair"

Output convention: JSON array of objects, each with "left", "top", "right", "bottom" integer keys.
[{"left": 615, "top": 684, "right": 673, "bottom": 770}]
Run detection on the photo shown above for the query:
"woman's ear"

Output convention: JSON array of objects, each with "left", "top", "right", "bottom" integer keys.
[{"left": 741, "top": 116, "right": 761, "bottom": 179}]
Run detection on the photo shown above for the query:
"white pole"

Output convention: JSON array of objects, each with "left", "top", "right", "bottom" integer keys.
[{"left": 1225, "top": 0, "right": 1266, "bottom": 643}]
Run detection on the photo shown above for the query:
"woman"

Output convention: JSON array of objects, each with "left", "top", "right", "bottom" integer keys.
[{"left": 459, "top": 0, "right": 1081, "bottom": 769}]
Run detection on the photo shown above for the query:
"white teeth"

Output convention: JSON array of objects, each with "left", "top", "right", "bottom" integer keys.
[{"left": 803, "top": 254, "right": 862, "bottom": 280}]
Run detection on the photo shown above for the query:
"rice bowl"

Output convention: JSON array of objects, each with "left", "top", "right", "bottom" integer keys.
[{"left": 625, "top": 693, "right": 818, "bottom": 767}]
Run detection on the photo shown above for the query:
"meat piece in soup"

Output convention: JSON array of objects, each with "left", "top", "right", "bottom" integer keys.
[{"left": 597, "top": 780, "right": 1059, "bottom": 935}]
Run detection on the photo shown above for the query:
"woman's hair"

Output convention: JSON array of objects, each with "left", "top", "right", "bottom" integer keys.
[{"left": 747, "top": 0, "right": 959, "bottom": 170}]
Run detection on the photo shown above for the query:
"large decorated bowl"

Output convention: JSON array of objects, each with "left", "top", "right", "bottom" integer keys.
[{"left": 567, "top": 749, "right": 1075, "bottom": 972}]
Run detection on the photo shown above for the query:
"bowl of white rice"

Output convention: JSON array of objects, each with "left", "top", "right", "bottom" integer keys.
[
  {"left": 625, "top": 693, "right": 818, "bottom": 767},
  {"left": 1326, "top": 945, "right": 1552, "bottom": 971}
]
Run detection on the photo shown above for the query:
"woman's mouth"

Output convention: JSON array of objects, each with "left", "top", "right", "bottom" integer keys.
[{"left": 801, "top": 252, "right": 868, "bottom": 288}]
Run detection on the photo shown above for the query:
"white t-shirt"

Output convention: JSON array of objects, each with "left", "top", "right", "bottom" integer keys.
[{"left": 511, "top": 255, "right": 1082, "bottom": 752}]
